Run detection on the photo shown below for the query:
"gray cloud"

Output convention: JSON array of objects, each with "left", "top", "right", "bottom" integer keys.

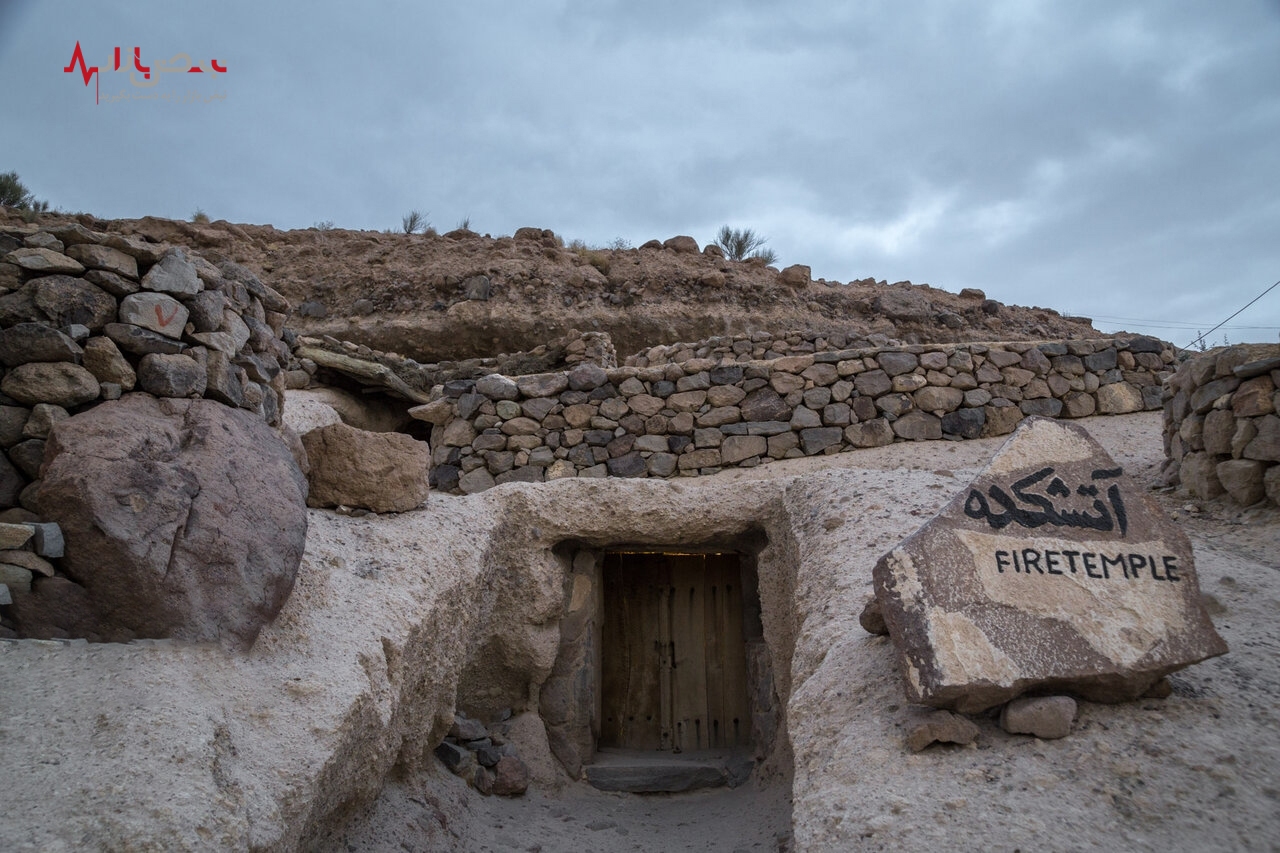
[{"left": 1, "top": 0, "right": 1277, "bottom": 345}]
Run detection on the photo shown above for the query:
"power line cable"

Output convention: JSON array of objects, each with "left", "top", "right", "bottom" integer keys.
[{"left": 1183, "top": 278, "right": 1280, "bottom": 351}]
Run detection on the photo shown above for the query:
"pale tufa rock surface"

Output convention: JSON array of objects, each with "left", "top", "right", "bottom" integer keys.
[{"left": 2, "top": 412, "right": 1276, "bottom": 853}]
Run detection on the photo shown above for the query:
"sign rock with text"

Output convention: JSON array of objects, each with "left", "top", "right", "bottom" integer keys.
[{"left": 873, "top": 416, "right": 1227, "bottom": 713}]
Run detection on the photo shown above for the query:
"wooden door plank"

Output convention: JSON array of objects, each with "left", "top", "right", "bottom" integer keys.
[
  {"left": 600, "top": 552, "right": 627, "bottom": 747},
  {"left": 704, "top": 561, "right": 727, "bottom": 749},
  {"left": 670, "top": 555, "right": 708, "bottom": 752},
  {"left": 628, "top": 554, "right": 665, "bottom": 750},
  {"left": 657, "top": 557, "right": 675, "bottom": 751},
  {"left": 712, "top": 553, "right": 752, "bottom": 748}
]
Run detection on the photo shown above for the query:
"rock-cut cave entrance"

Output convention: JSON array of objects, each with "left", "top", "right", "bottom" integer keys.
[
  {"left": 546, "top": 536, "right": 776, "bottom": 793},
  {"left": 600, "top": 550, "right": 753, "bottom": 754}
]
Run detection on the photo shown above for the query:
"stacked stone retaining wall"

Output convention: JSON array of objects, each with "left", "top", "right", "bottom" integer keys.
[
  {"left": 626, "top": 329, "right": 902, "bottom": 366},
  {"left": 0, "top": 221, "right": 294, "bottom": 630},
  {"left": 1161, "top": 344, "right": 1280, "bottom": 507},
  {"left": 414, "top": 337, "right": 1175, "bottom": 494}
]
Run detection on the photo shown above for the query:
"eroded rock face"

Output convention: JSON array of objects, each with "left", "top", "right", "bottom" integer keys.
[
  {"left": 301, "top": 422, "right": 430, "bottom": 513},
  {"left": 24, "top": 394, "right": 308, "bottom": 645},
  {"left": 873, "top": 416, "right": 1227, "bottom": 713}
]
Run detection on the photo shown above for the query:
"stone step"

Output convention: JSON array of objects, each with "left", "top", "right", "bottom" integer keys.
[{"left": 584, "top": 748, "right": 754, "bottom": 793}]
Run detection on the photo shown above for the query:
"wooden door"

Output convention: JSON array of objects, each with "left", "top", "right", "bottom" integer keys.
[{"left": 600, "top": 552, "right": 751, "bottom": 752}]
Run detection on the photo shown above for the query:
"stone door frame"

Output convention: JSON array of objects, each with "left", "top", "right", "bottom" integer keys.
[{"left": 540, "top": 534, "right": 778, "bottom": 778}]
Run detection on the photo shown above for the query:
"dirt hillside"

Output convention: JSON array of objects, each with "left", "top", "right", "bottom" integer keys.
[{"left": 1, "top": 211, "right": 1104, "bottom": 362}]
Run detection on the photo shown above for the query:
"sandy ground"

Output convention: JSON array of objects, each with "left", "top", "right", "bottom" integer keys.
[
  {"left": 332, "top": 765, "right": 793, "bottom": 853},
  {"left": 324, "top": 413, "right": 1280, "bottom": 853}
]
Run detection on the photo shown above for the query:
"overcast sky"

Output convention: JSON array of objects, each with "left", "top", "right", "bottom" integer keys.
[{"left": 2, "top": 0, "right": 1278, "bottom": 347}]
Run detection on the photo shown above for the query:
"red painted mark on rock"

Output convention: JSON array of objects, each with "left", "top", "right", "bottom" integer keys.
[{"left": 155, "top": 303, "right": 179, "bottom": 327}]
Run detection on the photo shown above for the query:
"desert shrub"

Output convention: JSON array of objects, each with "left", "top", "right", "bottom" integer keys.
[
  {"left": 1, "top": 171, "right": 49, "bottom": 214},
  {"left": 0, "top": 171, "right": 29, "bottom": 208},
  {"left": 585, "top": 251, "right": 610, "bottom": 275},
  {"left": 191, "top": 208, "right": 210, "bottom": 224},
  {"left": 313, "top": 220, "right": 335, "bottom": 231},
  {"left": 568, "top": 240, "right": 612, "bottom": 275},
  {"left": 401, "top": 210, "right": 429, "bottom": 234},
  {"left": 714, "top": 225, "right": 778, "bottom": 264}
]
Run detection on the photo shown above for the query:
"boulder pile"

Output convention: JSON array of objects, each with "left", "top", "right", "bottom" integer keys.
[
  {"left": 0, "top": 519, "right": 64, "bottom": 609},
  {"left": 0, "top": 221, "right": 304, "bottom": 643},
  {"left": 433, "top": 712, "right": 532, "bottom": 797}
]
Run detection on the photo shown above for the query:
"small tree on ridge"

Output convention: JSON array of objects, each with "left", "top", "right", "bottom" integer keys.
[
  {"left": 714, "top": 225, "right": 778, "bottom": 264},
  {"left": 0, "top": 171, "right": 47, "bottom": 212},
  {"left": 402, "top": 210, "right": 429, "bottom": 234}
]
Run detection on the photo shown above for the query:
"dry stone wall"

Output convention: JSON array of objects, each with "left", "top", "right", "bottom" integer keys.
[
  {"left": 412, "top": 337, "right": 1175, "bottom": 494},
  {"left": 0, "top": 221, "right": 295, "bottom": 636},
  {"left": 1161, "top": 344, "right": 1280, "bottom": 507},
  {"left": 628, "top": 329, "right": 931, "bottom": 366}
]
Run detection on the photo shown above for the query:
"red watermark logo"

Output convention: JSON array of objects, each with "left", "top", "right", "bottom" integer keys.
[{"left": 62, "top": 41, "right": 228, "bottom": 104}]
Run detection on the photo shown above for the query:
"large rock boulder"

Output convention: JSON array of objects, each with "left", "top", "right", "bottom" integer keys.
[
  {"left": 301, "top": 422, "right": 430, "bottom": 513},
  {"left": 872, "top": 416, "right": 1227, "bottom": 713},
  {"left": 873, "top": 287, "right": 932, "bottom": 322},
  {"left": 21, "top": 394, "right": 307, "bottom": 646}
]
